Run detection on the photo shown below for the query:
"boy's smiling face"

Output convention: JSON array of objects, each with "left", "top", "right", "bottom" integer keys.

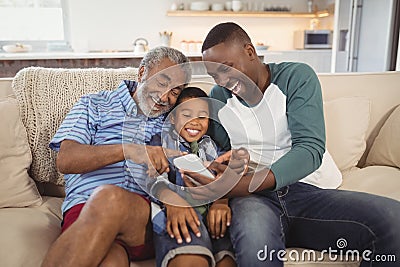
[{"left": 171, "top": 97, "right": 209, "bottom": 143}]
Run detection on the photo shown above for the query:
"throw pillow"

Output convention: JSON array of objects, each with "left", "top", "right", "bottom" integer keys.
[
  {"left": 0, "top": 98, "right": 42, "bottom": 208},
  {"left": 301, "top": 150, "right": 343, "bottom": 189},
  {"left": 365, "top": 105, "right": 400, "bottom": 168},
  {"left": 323, "top": 97, "right": 371, "bottom": 171}
]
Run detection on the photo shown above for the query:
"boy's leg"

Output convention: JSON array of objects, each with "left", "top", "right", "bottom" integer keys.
[
  {"left": 212, "top": 231, "right": 236, "bottom": 267},
  {"left": 229, "top": 194, "right": 286, "bottom": 267},
  {"left": 168, "top": 255, "right": 209, "bottom": 267},
  {"left": 42, "top": 184, "right": 153, "bottom": 267},
  {"left": 283, "top": 182, "right": 400, "bottom": 266},
  {"left": 153, "top": 220, "right": 214, "bottom": 267},
  {"left": 215, "top": 256, "right": 236, "bottom": 267}
]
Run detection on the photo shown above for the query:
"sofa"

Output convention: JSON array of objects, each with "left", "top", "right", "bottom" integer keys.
[{"left": 0, "top": 67, "right": 399, "bottom": 267}]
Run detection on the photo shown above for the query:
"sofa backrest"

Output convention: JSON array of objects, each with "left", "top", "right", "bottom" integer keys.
[
  {"left": 10, "top": 67, "right": 400, "bottom": 196},
  {"left": 318, "top": 71, "right": 400, "bottom": 166}
]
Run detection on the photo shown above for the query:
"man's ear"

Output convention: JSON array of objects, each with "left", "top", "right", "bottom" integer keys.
[
  {"left": 244, "top": 43, "right": 257, "bottom": 60},
  {"left": 138, "top": 66, "right": 145, "bottom": 82}
]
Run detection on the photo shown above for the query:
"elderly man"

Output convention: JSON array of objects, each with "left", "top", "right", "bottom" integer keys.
[{"left": 42, "top": 46, "right": 191, "bottom": 267}]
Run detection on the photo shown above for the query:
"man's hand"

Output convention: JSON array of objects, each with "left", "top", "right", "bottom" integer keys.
[
  {"left": 57, "top": 140, "right": 183, "bottom": 176},
  {"left": 215, "top": 148, "right": 250, "bottom": 175},
  {"left": 182, "top": 161, "right": 239, "bottom": 201},
  {"left": 182, "top": 147, "right": 276, "bottom": 198},
  {"left": 207, "top": 199, "right": 231, "bottom": 239},
  {"left": 181, "top": 148, "right": 250, "bottom": 192},
  {"left": 124, "top": 144, "right": 183, "bottom": 177}
]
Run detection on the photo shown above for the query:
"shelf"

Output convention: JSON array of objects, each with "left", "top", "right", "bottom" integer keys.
[{"left": 166, "top": 10, "right": 330, "bottom": 18}]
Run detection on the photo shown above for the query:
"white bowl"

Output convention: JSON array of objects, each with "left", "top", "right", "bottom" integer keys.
[
  {"left": 211, "top": 3, "right": 224, "bottom": 11},
  {"left": 232, "top": 0, "right": 242, "bottom": 12},
  {"left": 190, "top": 1, "right": 209, "bottom": 11},
  {"left": 255, "top": 45, "right": 270, "bottom": 50},
  {"left": 2, "top": 44, "right": 32, "bottom": 53}
]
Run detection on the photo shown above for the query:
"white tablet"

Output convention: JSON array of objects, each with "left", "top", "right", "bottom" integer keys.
[{"left": 173, "top": 154, "right": 215, "bottom": 185}]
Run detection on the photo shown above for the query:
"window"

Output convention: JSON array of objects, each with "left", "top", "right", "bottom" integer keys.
[{"left": 0, "top": 0, "right": 70, "bottom": 51}]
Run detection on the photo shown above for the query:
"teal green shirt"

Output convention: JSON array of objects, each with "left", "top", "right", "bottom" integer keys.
[{"left": 208, "top": 62, "right": 325, "bottom": 190}]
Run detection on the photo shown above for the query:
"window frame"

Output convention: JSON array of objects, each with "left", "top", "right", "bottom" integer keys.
[{"left": 0, "top": 0, "right": 71, "bottom": 52}]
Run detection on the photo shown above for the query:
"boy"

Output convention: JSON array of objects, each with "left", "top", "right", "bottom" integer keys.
[{"left": 150, "top": 87, "right": 235, "bottom": 267}]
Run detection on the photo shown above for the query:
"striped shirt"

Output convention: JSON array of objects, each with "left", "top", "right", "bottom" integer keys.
[{"left": 49, "top": 80, "right": 166, "bottom": 214}]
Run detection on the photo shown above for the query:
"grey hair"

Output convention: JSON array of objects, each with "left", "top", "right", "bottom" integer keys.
[{"left": 139, "top": 46, "right": 192, "bottom": 83}]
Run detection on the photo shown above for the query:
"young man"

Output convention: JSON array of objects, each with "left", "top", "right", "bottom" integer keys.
[
  {"left": 42, "top": 46, "right": 192, "bottom": 267},
  {"left": 183, "top": 22, "right": 400, "bottom": 266}
]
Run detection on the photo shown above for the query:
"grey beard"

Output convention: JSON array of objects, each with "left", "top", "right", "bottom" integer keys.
[{"left": 136, "top": 85, "right": 169, "bottom": 118}]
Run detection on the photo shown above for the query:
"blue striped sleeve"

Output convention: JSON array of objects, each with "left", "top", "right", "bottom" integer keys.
[{"left": 49, "top": 95, "right": 96, "bottom": 151}]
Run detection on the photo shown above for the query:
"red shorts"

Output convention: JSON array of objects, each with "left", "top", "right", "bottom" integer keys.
[{"left": 61, "top": 195, "right": 155, "bottom": 261}]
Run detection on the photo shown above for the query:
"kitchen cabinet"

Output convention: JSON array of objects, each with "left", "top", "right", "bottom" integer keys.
[
  {"left": 263, "top": 50, "right": 332, "bottom": 73},
  {"left": 166, "top": 10, "right": 330, "bottom": 18},
  {"left": 0, "top": 52, "right": 202, "bottom": 78}
]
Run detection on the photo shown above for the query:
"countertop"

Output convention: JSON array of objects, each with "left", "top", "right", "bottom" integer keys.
[
  {"left": 0, "top": 51, "right": 204, "bottom": 60},
  {"left": 0, "top": 49, "right": 332, "bottom": 60},
  {"left": 0, "top": 51, "right": 151, "bottom": 60}
]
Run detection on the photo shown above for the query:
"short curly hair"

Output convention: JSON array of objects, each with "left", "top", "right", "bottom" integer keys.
[
  {"left": 201, "top": 22, "right": 252, "bottom": 52},
  {"left": 139, "top": 46, "right": 192, "bottom": 83}
]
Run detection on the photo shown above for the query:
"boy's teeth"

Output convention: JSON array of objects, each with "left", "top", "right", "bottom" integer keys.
[{"left": 187, "top": 129, "right": 200, "bottom": 135}]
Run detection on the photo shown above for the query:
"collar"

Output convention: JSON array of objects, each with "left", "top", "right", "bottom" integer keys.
[{"left": 116, "top": 80, "right": 138, "bottom": 117}]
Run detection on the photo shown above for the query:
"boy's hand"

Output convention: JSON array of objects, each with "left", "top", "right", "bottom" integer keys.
[
  {"left": 207, "top": 199, "right": 231, "bottom": 239},
  {"left": 160, "top": 190, "right": 201, "bottom": 244},
  {"left": 165, "top": 203, "right": 201, "bottom": 244}
]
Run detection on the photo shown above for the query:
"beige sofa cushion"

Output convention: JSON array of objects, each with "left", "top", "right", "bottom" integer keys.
[
  {"left": 340, "top": 166, "right": 400, "bottom": 201},
  {"left": 12, "top": 67, "right": 138, "bottom": 185},
  {"left": 0, "top": 197, "right": 63, "bottom": 267},
  {"left": 0, "top": 98, "right": 42, "bottom": 208},
  {"left": 365, "top": 105, "right": 400, "bottom": 168},
  {"left": 324, "top": 97, "right": 371, "bottom": 171},
  {"left": 0, "top": 78, "right": 13, "bottom": 98}
]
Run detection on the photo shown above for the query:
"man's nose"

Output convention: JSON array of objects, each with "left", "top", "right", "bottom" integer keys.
[{"left": 160, "top": 92, "right": 169, "bottom": 103}]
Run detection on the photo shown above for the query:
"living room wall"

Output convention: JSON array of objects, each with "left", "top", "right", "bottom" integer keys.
[{"left": 67, "top": 0, "right": 334, "bottom": 52}]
